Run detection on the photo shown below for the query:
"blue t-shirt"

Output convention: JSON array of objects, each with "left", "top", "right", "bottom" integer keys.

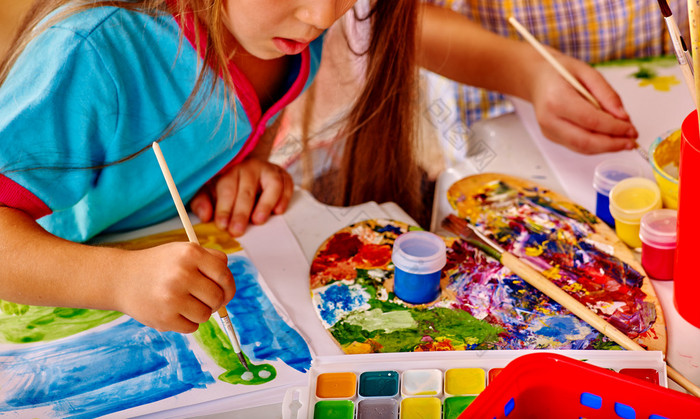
[{"left": 0, "top": 6, "right": 323, "bottom": 241}]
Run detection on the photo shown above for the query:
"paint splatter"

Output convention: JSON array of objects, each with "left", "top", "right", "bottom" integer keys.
[
  {"left": 638, "top": 75, "right": 680, "bottom": 91},
  {"left": 310, "top": 219, "right": 503, "bottom": 354},
  {"left": 0, "top": 301, "right": 122, "bottom": 344},
  {"left": 223, "top": 255, "right": 312, "bottom": 373},
  {"left": 446, "top": 177, "right": 659, "bottom": 349},
  {"left": 0, "top": 318, "right": 214, "bottom": 418},
  {"left": 312, "top": 283, "right": 372, "bottom": 328}
]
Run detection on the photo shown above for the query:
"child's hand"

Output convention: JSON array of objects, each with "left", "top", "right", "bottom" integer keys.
[
  {"left": 117, "top": 242, "right": 235, "bottom": 333},
  {"left": 528, "top": 51, "right": 638, "bottom": 154},
  {"left": 190, "top": 157, "right": 293, "bottom": 237}
]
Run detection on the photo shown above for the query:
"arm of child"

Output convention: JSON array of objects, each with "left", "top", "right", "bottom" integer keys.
[
  {"left": 0, "top": 206, "right": 235, "bottom": 333},
  {"left": 417, "top": 4, "right": 638, "bottom": 155}
]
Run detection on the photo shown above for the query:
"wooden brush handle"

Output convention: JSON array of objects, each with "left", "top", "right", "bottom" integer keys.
[
  {"left": 501, "top": 252, "right": 700, "bottom": 397},
  {"left": 501, "top": 252, "right": 641, "bottom": 350}
]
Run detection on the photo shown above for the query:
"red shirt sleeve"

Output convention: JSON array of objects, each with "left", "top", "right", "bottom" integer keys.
[{"left": 0, "top": 174, "right": 52, "bottom": 219}]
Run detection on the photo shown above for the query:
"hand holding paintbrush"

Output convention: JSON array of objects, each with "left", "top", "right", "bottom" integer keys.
[
  {"left": 507, "top": 16, "right": 647, "bottom": 159},
  {"left": 152, "top": 141, "right": 250, "bottom": 372},
  {"left": 442, "top": 214, "right": 700, "bottom": 397}
]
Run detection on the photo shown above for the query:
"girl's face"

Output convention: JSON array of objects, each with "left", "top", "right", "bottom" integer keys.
[{"left": 223, "top": 0, "right": 357, "bottom": 59}]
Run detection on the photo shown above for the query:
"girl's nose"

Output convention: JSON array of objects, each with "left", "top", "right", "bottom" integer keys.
[{"left": 295, "top": 1, "right": 342, "bottom": 30}]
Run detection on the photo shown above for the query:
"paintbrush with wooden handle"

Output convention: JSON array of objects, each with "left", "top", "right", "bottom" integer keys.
[
  {"left": 152, "top": 141, "right": 250, "bottom": 372},
  {"left": 442, "top": 213, "right": 700, "bottom": 397},
  {"left": 508, "top": 16, "right": 650, "bottom": 162}
]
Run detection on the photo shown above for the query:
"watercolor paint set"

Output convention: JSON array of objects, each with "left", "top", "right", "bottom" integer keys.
[{"left": 280, "top": 349, "right": 679, "bottom": 419}]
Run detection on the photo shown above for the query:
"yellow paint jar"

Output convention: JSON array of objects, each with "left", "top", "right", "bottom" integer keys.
[
  {"left": 649, "top": 129, "right": 680, "bottom": 209},
  {"left": 609, "top": 177, "right": 662, "bottom": 249}
]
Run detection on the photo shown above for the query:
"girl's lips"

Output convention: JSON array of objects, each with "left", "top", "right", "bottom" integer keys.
[{"left": 273, "top": 37, "right": 310, "bottom": 55}]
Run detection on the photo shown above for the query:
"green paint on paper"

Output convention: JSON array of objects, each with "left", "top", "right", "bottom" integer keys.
[
  {"left": 594, "top": 56, "right": 677, "bottom": 68},
  {"left": 194, "top": 318, "right": 276, "bottom": 385},
  {"left": 632, "top": 66, "right": 656, "bottom": 80},
  {"left": 343, "top": 308, "right": 417, "bottom": 332},
  {"left": 0, "top": 300, "right": 122, "bottom": 344}
]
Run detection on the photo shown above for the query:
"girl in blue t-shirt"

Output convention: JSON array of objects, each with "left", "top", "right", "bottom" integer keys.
[{"left": 0, "top": 0, "right": 637, "bottom": 333}]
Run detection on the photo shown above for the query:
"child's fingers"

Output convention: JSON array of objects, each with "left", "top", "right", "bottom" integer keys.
[
  {"left": 179, "top": 295, "right": 217, "bottom": 325},
  {"left": 187, "top": 274, "right": 228, "bottom": 313},
  {"left": 190, "top": 189, "right": 214, "bottom": 222},
  {"left": 575, "top": 63, "right": 630, "bottom": 121},
  {"left": 252, "top": 165, "right": 291, "bottom": 224},
  {"left": 228, "top": 168, "right": 259, "bottom": 237},
  {"left": 212, "top": 170, "right": 240, "bottom": 231},
  {"left": 541, "top": 87, "right": 637, "bottom": 140},
  {"left": 541, "top": 116, "right": 636, "bottom": 154},
  {"left": 273, "top": 168, "right": 294, "bottom": 215},
  {"left": 158, "top": 314, "right": 199, "bottom": 334},
  {"left": 198, "top": 248, "right": 236, "bottom": 304}
]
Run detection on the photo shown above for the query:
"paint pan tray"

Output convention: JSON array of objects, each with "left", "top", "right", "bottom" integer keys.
[{"left": 281, "top": 349, "right": 684, "bottom": 419}]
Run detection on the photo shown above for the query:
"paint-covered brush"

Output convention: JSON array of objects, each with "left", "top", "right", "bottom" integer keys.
[
  {"left": 442, "top": 213, "right": 700, "bottom": 397},
  {"left": 152, "top": 141, "right": 250, "bottom": 372}
]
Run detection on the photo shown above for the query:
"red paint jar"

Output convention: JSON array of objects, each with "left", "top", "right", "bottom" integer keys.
[{"left": 639, "top": 209, "right": 677, "bottom": 281}]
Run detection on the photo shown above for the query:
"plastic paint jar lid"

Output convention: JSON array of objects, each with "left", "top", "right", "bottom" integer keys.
[
  {"left": 640, "top": 209, "right": 678, "bottom": 249},
  {"left": 392, "top": 231, "right": 446, "bottom": 275},
  {"left": 593, "top": 159, "right": 644, "bottom": 195},
  {"left": 608, "top": 177, "right": 662, "bottom": 223},
  {"left": 392, "top": 231, "right": 446, "bottom": 304}
]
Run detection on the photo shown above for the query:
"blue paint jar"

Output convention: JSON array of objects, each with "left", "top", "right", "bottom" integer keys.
[
  {"left": 392, "top": 231, "right": 446, "bottom": 304},
  {"left": 593, "top": 159, "right": 643, "bottom": 228}
]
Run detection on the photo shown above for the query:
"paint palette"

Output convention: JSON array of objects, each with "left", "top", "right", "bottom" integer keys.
[{"left": 281, "top": 350, "right": 668, "bottom": 419}]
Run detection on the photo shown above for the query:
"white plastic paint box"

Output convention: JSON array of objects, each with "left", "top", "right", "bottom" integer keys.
[{"left": 281, "top": 350, "right": 668, "bottom": 419}]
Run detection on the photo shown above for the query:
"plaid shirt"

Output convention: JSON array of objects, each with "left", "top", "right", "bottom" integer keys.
[{"left": 424, "top": 0, "right": 689, "bottom": 146}]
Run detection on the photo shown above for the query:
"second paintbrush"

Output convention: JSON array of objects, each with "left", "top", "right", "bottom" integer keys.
[{"left": 151, "top": 141, "right": 250, "bottom": 372}]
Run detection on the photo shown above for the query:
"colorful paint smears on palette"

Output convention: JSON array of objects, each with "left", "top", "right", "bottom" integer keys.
[
  {"left": 310, "top": 184, "right": 664, "bottom": 354},
  {"left": 446, "top": 175, "right": 663, "bottom": 351},
  {"left": 0, "top": 223, "right": 311, "bottom": 418},
  {"left": 310, "top": 219, "right": 504, "bottom": 354}
]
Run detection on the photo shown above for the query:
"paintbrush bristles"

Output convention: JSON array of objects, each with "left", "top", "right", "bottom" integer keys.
[{"left": 441, "top": 215, "right": 503, "bottom": 260}]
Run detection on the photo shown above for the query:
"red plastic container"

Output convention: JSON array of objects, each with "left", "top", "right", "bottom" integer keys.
[
  {"left": 458, "top": 353, "right": 700, "bottom": 418},
  {"left": 675, "top": 110, "right": 700, "bottom": 328}
]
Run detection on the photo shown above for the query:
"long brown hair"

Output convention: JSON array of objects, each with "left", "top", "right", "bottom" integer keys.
[
  {"left": 334, "top": 1, "right": 423, "bottom": 224},
  {"left": 1, "top": 0, "right": 424, "bottom": 223}
]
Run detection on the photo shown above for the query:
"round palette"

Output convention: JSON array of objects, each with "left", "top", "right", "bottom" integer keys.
[
  {"left": 309, "top": 174, "right": 666, "bottom": 355},
  {"left": 446, "top": 173, "right": 666, "bottom": 353}
]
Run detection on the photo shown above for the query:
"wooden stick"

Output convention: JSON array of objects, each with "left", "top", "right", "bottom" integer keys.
[
  {"left": 151, "top": 142, "right": 250, "bottom": 371},
  {"left": 508, "top": 16, "right": 601, "bottom": 109},
  {"left": 508, "top": 16, "right": 651, "bottom": 161},
  {"left": 658, "top": 0, "right": 697, "bottom": 106},
  {"left": 690, "top": 1, "right": 700, "bottom": 123},
  {"left": 444, "top": 215, "right": 699, "bottom": 395},
  {"left": 502, "top": 252, "right": 700, "bottom": 397}
]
